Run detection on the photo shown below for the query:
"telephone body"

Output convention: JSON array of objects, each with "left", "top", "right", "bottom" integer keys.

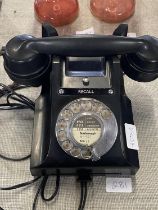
[{"left": 2, "top": 24, "right": 158, "bottom": 176}]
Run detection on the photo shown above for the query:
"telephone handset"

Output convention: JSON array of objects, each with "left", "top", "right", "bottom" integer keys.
[{"left": 2, "top": 24, "right": 158, "bottom": 86}]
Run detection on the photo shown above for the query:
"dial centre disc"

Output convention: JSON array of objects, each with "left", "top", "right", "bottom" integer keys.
[{"left": 71, "top": 114, "right": 102, "bottom": 146}]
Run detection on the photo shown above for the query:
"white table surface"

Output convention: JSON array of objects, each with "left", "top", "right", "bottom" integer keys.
[{"left": 0, "top": 0, "right": 158, "bottom": 209}]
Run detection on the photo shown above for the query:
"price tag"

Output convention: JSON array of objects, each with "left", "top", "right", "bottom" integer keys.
[
  {"left": 125, "top": 123, "right": 139, "bottom": 150},
  {"left": 76, "top": 27, "right": 95, "bottom": 35},
  {"left": 106, "top": 177, "right": 132, "bottom": 193},
  {"left": 127, "top": 33, "right": 137, "bottom": 37}
]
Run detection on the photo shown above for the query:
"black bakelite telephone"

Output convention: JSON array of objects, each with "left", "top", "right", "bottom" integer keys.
[{"left": 1, "top": 24, "right": 158, "bottom": 177}]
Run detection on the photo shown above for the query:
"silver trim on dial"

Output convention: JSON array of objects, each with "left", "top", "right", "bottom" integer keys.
[{"left": 55, "top": 98, "right": 118, "bottom": 161}]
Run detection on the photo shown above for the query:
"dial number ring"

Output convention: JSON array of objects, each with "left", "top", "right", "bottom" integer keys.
[{"left": 55, "top": 98, "right": 118, "bottom": 160}]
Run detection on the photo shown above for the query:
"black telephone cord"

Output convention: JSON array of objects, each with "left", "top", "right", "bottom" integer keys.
[
  {"left": 32, "top": 173, "right": 61, "bottom": 210},
  {"left": 78, "top": 181, "right": 88, "bottom": 210},
  {"left": 0, "top": 177, "right": 41, "bottom": 191},
  {"left": 0, "top": 83, "right": 90, "bottom": 210},
  {"left": 0, "top": 83, "right": 35, "bottom": 161},
  {"left": 0, "top": 177, "right": 41, "bottom": 210}
]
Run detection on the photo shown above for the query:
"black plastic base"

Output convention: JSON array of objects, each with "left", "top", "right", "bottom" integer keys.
[
  {"left": 31, "top": 167, "right": 138, "bottom": 177},
  {"left": 30, "top": 57, "right": 139, "bottom": 177}
]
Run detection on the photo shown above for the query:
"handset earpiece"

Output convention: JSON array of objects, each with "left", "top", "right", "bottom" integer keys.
[
  {"left": 3, "top": 34, "right": 51, "bottom": 86},
  {"left": 2, "top": 24, "right": 58, "bottom": 87},
  {"left": 121, "top": 35, "right": 158, "bottom": 82}
]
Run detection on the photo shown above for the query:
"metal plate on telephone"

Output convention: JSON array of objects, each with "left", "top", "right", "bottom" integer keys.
[
  {"left": 55, "top": 98, "right": 118, "bottom": 161},
  {"left": 61, "top": 57, "right": 111, "bottom": 89}
]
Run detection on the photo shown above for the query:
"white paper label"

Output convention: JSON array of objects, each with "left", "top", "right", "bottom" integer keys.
[
  {"left": 72, "top": 115, "right": 102, "bottom": 146},
  {"left": 106, "top": 177, "right": 132, "bottom": 193},
  {"left": 125, "top": 123, "right": 139, "bottom": 150},
  {"left": 76, "top": 27, "right": 95, "bottom": 35},
  {"left": 127, "top": 33, "right": 137, "bottom": 37}
]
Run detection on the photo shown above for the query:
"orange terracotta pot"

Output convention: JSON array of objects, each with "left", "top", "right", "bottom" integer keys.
[
  {"left": 34, "top": 0, "right": 79, "bottom": 27},
  {"left": 90, "top": 0, "right": 135, "bottom": 23}
]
